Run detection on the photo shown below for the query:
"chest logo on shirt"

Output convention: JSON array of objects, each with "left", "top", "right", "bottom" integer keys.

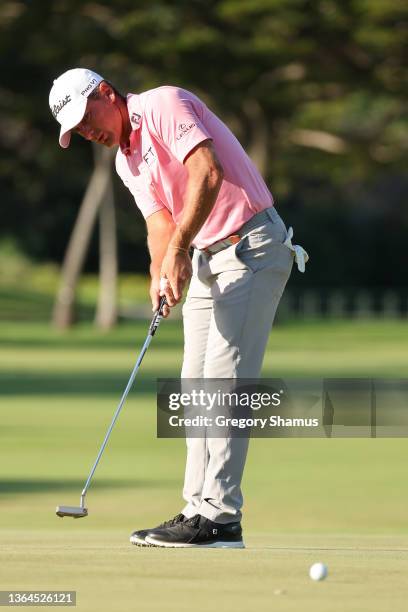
[
  {"left": 130, "top": 112, "right": 142, "bottom": 127},
  {"left": 142, "top": 146, "right": 157, "bottom": 166},
  {"left": 176, "top": 122, "right": 196, "bottom": 141}
]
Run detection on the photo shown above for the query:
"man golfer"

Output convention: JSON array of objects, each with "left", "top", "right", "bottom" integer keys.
[{"left": 49, "top": 68, "right": 308, "bottom": 548}]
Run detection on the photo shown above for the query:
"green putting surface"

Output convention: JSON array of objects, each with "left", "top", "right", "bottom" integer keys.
[
  {"left": 1, "top": 319, "right": 408, "bottom": 611},
  {"left": 2, "top": 531, "right": 408, "bottom": 612}
]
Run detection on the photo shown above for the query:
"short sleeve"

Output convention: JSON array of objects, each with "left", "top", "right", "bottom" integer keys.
[
  {"left": 115, "top": 151, "right": 165, "bottom": 219},
  {"left": 128, "top": 182, "right": 165, "bottom": 219},
  {"left": 145, "top": 87, "right": 212, "bottom": 163}
]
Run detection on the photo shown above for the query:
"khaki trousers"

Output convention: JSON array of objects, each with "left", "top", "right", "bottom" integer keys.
[{"left": 181, "top": 207, "right": 294, "bottom": 523}]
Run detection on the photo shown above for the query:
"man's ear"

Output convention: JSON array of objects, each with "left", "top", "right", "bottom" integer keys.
[{"left": 99, "top": 81, "right": 116, "bottom": 102}]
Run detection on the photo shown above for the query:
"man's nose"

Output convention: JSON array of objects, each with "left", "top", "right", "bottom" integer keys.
[
  {"left": 83, "top": 128, "right": 96, "bottom": 141},
  {"left": 77, "top": 125, "right": 95, "bottom": 140}
]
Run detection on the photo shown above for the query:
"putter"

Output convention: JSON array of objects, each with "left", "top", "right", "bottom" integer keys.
[{"left": 56, "top": 295, "right": 167, "bottom": 519}]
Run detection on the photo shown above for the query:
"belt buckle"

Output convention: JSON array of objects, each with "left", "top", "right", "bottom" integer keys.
[
  {"left": 228, "top": 234, "right": 241, "bottom": 245},
  {"left": 203, "top": 234, "right": 241, "bottom": 256}
]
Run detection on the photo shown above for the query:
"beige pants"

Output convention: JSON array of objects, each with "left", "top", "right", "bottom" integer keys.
[{"left": 181, "top": 207, "right": 294, "bottom": 523}]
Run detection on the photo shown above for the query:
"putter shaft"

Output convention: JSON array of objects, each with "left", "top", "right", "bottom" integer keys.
[
  {"left": 57, "top": 297, "right": 166, "bottom": 517},
  {"left": 80, "top": 296, "right": 166, "bottom": 504}
]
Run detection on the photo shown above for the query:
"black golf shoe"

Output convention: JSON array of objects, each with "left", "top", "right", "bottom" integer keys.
[
  {"left": 144, "top": 514, "right": 244, "bottom": 548},
  {"left": 130, "top": 513, "right": 187, "bottom": 546}
]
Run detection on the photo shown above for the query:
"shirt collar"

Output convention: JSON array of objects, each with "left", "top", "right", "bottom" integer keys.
[{"left": 120, "top": 93, "right": 143, "bottom": 156}]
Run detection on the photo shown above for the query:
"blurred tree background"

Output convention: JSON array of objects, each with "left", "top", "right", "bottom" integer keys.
[{"left": 0, "top": 0, "right": 407, "bottom": 314}]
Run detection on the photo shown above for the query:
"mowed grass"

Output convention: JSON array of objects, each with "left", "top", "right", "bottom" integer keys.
[{"left": 1, "top": 318, "right": 408, "bottom": 611}]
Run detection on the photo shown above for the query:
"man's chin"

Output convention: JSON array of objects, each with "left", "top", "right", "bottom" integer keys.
[{"left": 105, "top": 136, "right": 119, "bottom": 148}]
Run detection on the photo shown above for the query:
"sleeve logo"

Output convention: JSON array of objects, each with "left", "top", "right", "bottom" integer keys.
[{"left": 176, "top": 122, "right": 196, "bottom": 141}]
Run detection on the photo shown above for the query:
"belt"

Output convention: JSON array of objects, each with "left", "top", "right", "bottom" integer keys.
[
  {"left": 200, "top": 207, "right": 309, "bottom": 273},
  {"left": 202, "top": 234, "right": 241, "bottom": 256},
  {"left": 201, "top": 208, "right": 276, "bottom": 256}
]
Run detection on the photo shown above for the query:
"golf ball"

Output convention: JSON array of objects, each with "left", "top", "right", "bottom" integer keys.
[{"left": 309, "top": 562, "right": 328, "bottom": 581}]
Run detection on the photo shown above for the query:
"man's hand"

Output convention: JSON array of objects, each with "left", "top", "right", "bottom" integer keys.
[
  {"left": 160, "top": 248, "right": 192, "bottom": 306},
  {"left": 150, "top": 276, "right": 171, "bottom": 318}
]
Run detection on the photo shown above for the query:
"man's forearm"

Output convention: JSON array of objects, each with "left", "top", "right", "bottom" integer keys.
[
  {"left": 149, "top": 241, "right": 169, "bottom": 279},
  {"left": 169, "top": 168, "right": 223, "bottom": 251},
  {"left": 148, "top": 235, "right": 173, "bottom": 280},
  {"left": 147, "top": 215, "right": 176, "bottom": 279}
]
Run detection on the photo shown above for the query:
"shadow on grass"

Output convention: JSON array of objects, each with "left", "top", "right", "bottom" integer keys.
[
  {"left": 0, "top": 320, "right": 183, "bottom": 349},
  {"left": 0, "top": 372, "right": 176, "bottom": 396},
  {"left": 0, "top": 478, "right": 178, "bottom": 496},
  {"left": 0, "top": 336, "right": 183, "bottom": 350}
]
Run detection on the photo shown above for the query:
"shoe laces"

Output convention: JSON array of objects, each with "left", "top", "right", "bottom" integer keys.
[
  {"left": 158, "top": 513, "right": 185, "bottom": 528},
  {"left": 184, "top": 515, "right": 201, "bottom": 529}
]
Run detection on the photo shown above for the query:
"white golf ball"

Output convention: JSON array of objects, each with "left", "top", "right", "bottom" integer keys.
[{"left": 309, "top": 562, "right": 328, "bottom": 581}]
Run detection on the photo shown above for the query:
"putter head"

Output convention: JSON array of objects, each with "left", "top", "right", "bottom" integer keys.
[{"left": 56, "top": 505, "right": 88, "bottom": 519}]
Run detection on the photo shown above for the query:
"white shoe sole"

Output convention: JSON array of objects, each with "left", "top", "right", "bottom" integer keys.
[
  {"left": 130, "top": 534, "right": 154, "bottom": 547},
  {"left": 144, "top": 537, "right": 245, "bottom": 549}
]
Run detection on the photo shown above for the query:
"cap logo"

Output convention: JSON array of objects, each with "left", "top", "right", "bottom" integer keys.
[
  {"left": 52, "top": 94, "right": 72, "bottom": 118},
  {"left": 81, "top": 77, "right": 98, "bottom": 96}
]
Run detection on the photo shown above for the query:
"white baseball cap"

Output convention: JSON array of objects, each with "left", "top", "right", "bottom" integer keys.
[{"left": 49, "top": 68, "right": 104, "bottom": 148}]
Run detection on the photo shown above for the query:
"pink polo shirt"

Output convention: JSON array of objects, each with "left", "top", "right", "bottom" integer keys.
[{"left": 115, "top": 86, "right": 273, "bottom": 249}]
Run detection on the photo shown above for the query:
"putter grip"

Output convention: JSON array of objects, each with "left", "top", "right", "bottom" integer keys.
[{"left": 149, "top": 296, "right": 167, "bottom": 336}]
